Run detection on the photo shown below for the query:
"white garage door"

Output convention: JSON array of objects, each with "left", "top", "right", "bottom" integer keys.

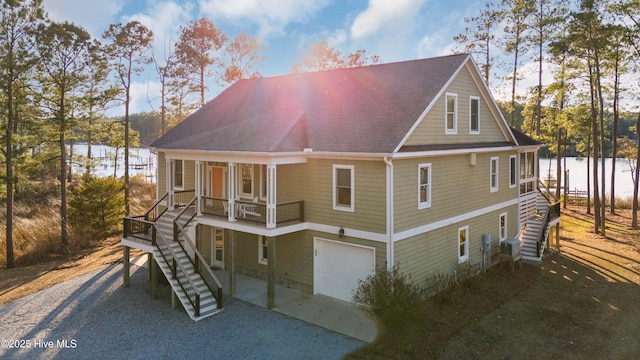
[{"left": 314, "top": 238, "right": 375, "bottom": 303}]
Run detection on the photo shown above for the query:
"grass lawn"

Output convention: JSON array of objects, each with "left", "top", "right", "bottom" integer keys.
[{"left": 348, "top": 206, "right": 640, "bottom": 359}]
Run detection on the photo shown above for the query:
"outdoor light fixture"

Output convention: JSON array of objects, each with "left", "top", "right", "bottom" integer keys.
[{"left": 338, "top": 226, "right": 345, "bottom": 238}]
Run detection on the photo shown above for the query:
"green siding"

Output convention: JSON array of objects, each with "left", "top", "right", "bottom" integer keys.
[
  {"left": 228, "top": 229, "right": 385, "bottom": 294},
  {"left": 277, "top": 159, "right": 387, "bottom": 233},
  {"left": 404, "top": 65, "right": 507, "bottom": 146},
  {"left": 394, "top": 152, "right": 517, "bottom": 233},
  {"left": 394, "top": 205, "right": 518, "bottom": 286}
]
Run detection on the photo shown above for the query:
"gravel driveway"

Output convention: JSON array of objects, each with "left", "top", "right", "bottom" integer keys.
[{"left": 0, "top": 264, "right": 364, "bottom": 359}]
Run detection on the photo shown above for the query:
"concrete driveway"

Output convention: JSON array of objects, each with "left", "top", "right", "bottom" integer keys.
[{"left": 0, "top": 263, "right": 365, "bottom": 359}]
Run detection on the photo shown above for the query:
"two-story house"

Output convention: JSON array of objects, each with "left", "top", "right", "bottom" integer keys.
[{"left": 122, "top": 53, "right": 559, "bottom": 320}]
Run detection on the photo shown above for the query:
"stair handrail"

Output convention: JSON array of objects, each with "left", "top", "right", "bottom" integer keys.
[
  {"left": 124, "top": 192, "right": 169, "bottom": 240},
  {"left": 154, "top": 221, "right": 202, "bottom": 317},
  {"left": 536, "top": 204, "right": 553, "bottom": 257},
  {"left": 173, "top": 197, "right": 223, "bottom": 309},
  {"left": 537, "top": 179, "right": 559, "bottom": 204}
]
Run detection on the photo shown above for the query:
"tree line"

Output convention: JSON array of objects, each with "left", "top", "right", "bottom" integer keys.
[
  {"left": 0, "top": 0, "right": 379, "bottom": 269},
  {"left": 455, "top": 0, "right": 640, "bottom": 234}
]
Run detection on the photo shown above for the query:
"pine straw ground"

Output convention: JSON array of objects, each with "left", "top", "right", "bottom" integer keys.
[
  {"left": 348, "top": 206, "right": 640, "bottom": 359},
  {"left": 1, "top": 206, "right": 639, "bottom": 359}
]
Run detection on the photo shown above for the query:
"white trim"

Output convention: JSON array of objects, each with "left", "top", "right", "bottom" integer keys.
[
  {"left": 239, "top": 163, "right": 254, "bottom": 199},
  {"left": 313, "top": 237, "right": 376, "bottom": 299},
  {"left": 121, "top": 238, "right": 154, "bottom": 253},
  {"left": 393, "top": 55, "right": 470, "bottom": 152},
  {"left": 259, "top": 164, "right": 268, "bottom": 201},
  {"left": 458, "top": 225, "right": 469, "bottom": 264},
  {"left": 307, "top": 223, "right": 388, "bottom": 242},
  {"left": 393, "top": 198, "right": 518, "bottom": 242},
  {"left": 445, "top": 92, "right": 458, "bottom": 134},
  {"left": 384, "top": 157, "right": 394, "bottom": 269},
  {"left": 173, "top": 159, "right": 184, "bottom": 190},
  {"left": 418, "top": 163, "right": 432, "bottom": 209},
  {"left": 333, "top": 164, "right": 355, "bottom": 212},
  {"left": 258, "top": 235, "right": 268, "bottom": 265},
  {"left": 509, "top": 155, "right": 517, "bottom": 188},
  {"left": 392, "top": 145, "right": 517, "bottom": 159},
  {"left": 469, "top": 96, "right": 480, "bottom": 134},
  {"left": 499, "top": 212, "right": 508, "bottom": 242},
  {"left": 490, "top": 156, "right": 499, "bottom": 193}
]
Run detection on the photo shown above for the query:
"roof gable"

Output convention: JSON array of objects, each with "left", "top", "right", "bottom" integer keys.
[{"left": 151, "top": 54, "right": 473, "bottom": 153}]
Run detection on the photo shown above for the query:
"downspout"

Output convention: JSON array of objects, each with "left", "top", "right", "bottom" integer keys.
[{"left": 384, "top": 156, "right": 394, "bottom": 270}]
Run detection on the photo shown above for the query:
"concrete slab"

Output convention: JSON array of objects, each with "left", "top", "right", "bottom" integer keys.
[{"left": 215, "top": 270, "right": 379, "bottom": 343}]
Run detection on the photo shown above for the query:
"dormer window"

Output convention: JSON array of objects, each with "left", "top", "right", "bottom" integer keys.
[{"left": 445, "top": 93, "right": 457, "bottom": 134}]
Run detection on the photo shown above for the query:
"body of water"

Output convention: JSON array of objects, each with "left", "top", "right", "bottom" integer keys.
[
  {"left": 70, "top": 144, "right": 156, "bottom": 182},
  {"left": 541, "top": 157, "right": 636, "bottom": 199}
]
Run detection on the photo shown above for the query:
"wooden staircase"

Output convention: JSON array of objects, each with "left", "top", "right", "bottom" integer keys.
[
  {"left": 519, "top": 187, "right": 561, "bottom": 262},
  {"left": 153, "top": 211, "right": 223, "bottom": 321}
]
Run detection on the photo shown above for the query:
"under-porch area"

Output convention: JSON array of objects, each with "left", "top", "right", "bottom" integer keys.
[{"left": 127, "top": 254, "right": 377, "bottom": 342}]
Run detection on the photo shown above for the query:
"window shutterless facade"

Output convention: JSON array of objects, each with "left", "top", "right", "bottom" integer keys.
[
  {"left": 509, "top": 155, "right": 517, "bottom": 188},
  {"left": 258, "top": 236, "right": 268, "bottom": 265},
  {"left": 470, "top": 96, "right": 480, "bottom": 134},
  {"left": 499, "top": 213, "right": 507, "bottom": 242},
  {"left": 490, "top": 157, "right": 499, "bottom": 193},
  {"left": 173, "top": 159, "right": 184, "bottom": 190},
  {"left": 240, "top": 163, "right": 254, "bottom": 199},
  {"left": 458, "top": 226, "right": 469, "bottom": 263},
  {"left": 418, "top": 163, "right": 432, "bottom": 209},
  {"left": 445, "top": 93, "right": 457, "bottom": 134},
  {"left": 333, "top": 165, "right": 354, "bottom": 212}
]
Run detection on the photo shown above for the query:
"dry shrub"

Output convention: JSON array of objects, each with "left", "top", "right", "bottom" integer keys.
[
  {"left": 0, "top": 201, "right": 61, "bottom": 267},
  {"left": 129, "top": 175, "right": 156, "bottom": 214}
]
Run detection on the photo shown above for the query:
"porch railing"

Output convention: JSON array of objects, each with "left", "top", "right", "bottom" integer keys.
[
  {"left": 199, "top": 196, "right": 304, "bottom": 226},
  {"left": 123, "top": 193, "right": 169, "bottom": 242},
  {"left": 173, "top": 197, "right": 223, "bottom": 309}
]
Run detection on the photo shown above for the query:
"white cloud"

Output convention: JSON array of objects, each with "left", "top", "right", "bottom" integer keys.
[
  {"left": 123, "top": 1, "right": 195, "bottom": 62},
  {"left": 43, "top": 0, "right": 124, "bottom": 37},
  {"left": 199, "top": 0, "right": 331, "bottom": 38},
  {"left": 350, "top": 0, "right": 425, "bottom": 40}
]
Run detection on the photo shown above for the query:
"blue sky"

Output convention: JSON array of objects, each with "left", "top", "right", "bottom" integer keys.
[{"left": 42, "top": 0, "right": 543, "bottom": 115}]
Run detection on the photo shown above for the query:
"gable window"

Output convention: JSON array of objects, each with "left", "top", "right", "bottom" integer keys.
[
  {"left": 333, "top": 164, "right": 354, "bottom": 212},
  {"left": 490, "top": 157, "right": 499, "bottom": 193},
  {"left": 258, "top": 236, "right": 268, "bottom": 265},
  {"left": 470, "top": 96, "right": 480, "bottom": 134},
  {"left": 458, "top": 226, "right": 469, "bottom": 263},
  {"left": 499, "top": 213, "right": 508, "bottom": 242},
  {"left": 509, "top": 155, "right": 517, "bottom": 188},
  {"left": 445, "top": 93, "right": 457, "bottom": 134},
  {"left": 418, "top": 163, "right": 432, "bottom": 209},
  {"left": 240, "top": 163, "right": 254, "bottom": 199},
  {"left": 173, "top": 159, "right": 184, "bottom": 190}
]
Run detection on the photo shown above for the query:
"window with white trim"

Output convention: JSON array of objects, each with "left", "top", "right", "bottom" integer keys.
[
  {"left": 470, "top": 96, "right": 480, "bottom": 134},
  {"left": 445, "top": 93, "right": 457, "bottom": 134},
  {"left": 239, "top": 163, "right": 254, "bottom": 199},
  {"left": 499, "top": 213, "right": 508, "bottom": 242},
  {"left": 418, "top": 163, "right": 431, "bottom": 209},
  {"left": 258, "top": 236, "right": 268, "bottom": 265},
  {"left": 509, "top": 155, "right": 517, "bottom": 188},
  {"left": 173, "top": 159, "right": 184, "bottom": 190},
  {"left": 490, "top": 157, "right": 499, "bottom": 193},
  {"left": 333, "top": 165, "right": 354, "bottom": 212},
  {"left": 458, "top": 226, "right": 469, "bottom": 263}
]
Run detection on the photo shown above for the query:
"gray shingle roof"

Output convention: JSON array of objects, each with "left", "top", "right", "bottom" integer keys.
[{"left": 151, "top": 53, "right": 471, "bottom": 153}]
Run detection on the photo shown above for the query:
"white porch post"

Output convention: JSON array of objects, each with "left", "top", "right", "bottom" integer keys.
[
  {"left": 195, "top": 161, "right": 202, "bottom": 215},
  {"left": 228, "top": 162, "right": 237, "bottom": 222},
  {"left": 166, "top": 159, "right": 174, "bottom": 209},
  {"left": 266, "top": 164, "right": 277, "bottom": 229}
]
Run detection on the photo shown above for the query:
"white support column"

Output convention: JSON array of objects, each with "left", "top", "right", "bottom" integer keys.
[
  {"left": 228, "top": 162, "right": 237, "bottom": 222},
  {"left": 195, "top": 161, "right": 202, "bottom": 215},
  {"left": 166, "top": 159, "right": 174, "bottom": 209},
  {"left": 266, "top": 164, "right": 277, "bottom": 229}
]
